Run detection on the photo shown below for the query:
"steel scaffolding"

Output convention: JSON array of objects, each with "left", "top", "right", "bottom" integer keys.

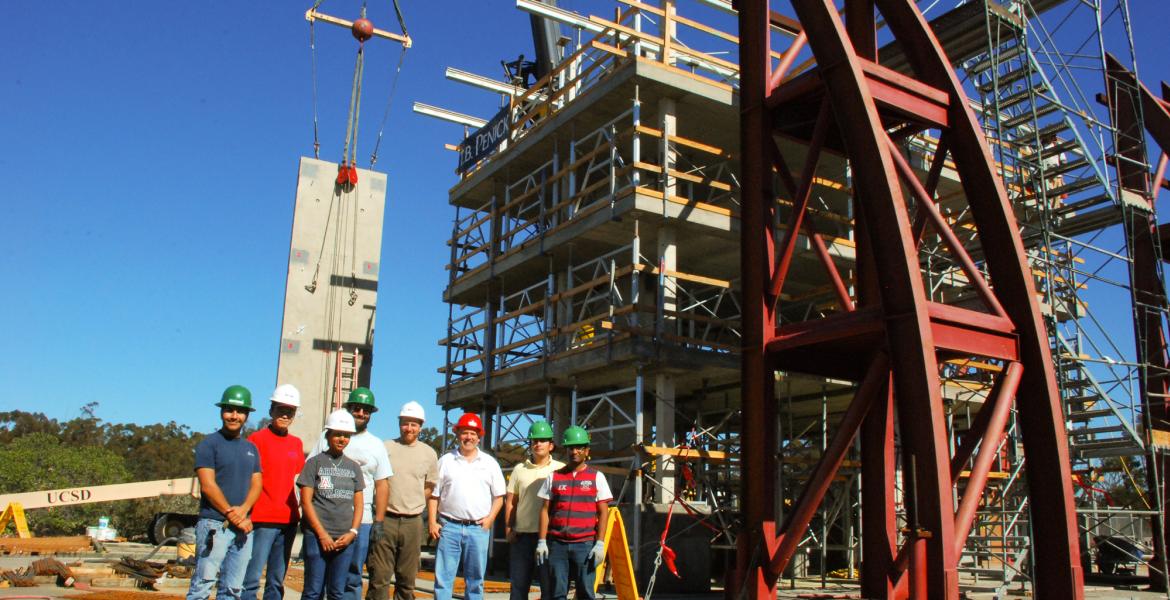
[{"left": 422, "top": 0, "right": 1166, "bottom": 596}]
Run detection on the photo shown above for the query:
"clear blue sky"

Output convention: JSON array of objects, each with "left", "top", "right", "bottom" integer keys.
[{"left": 2, "top": 1, "right": 1169, "bottom": 437}]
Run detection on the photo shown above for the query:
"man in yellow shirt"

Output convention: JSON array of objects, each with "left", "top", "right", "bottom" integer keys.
[{"left": 504, "top": 421, "right": 564, "bottom": 600}]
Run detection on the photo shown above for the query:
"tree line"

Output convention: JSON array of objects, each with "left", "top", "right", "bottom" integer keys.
[
  {"left": 0, "top": 403, "right": 204, "bottom": 537},
  {"left": 0, "top": 405, "right": 451, "bottom": 538}
]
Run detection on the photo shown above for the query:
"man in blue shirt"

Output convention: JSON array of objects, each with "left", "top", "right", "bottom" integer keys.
[{"left": 186, "top": 385, "right": 264, "bottom": 600}]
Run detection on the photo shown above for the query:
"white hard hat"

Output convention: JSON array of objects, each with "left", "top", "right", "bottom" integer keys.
[
  {"left": 399, "top": 401, "right": 426, "bottom": 422},
  {"left": 325, "top": 409, "right": 357, "bottom": 433},
  {"left": 270, "top": 383, "right": 301, "bottom": 408}
]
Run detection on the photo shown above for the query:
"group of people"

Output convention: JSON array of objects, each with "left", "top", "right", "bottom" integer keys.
[{"left": 186, "top": 384, "right": 612, "bottom": 600}]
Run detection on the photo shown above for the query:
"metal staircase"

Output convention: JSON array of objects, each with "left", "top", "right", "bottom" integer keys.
[{"left": 960, "top": 1, "right": 1120, "bottom": 240}]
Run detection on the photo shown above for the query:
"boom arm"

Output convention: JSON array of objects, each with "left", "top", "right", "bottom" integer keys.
[{"left": 0, "top": 478, "right": 199, "bottom": 510}]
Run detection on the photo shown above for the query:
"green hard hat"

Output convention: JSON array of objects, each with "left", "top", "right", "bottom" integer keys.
[
  {"left": 528, "top": 421, "right": 555, "bottom": 440},
  {"left": 562, "top": 425, "right": 591, "bottom": 446},
  {"left": 217, "top": 385, "right": 254, "bottom": 411},
  {"left": 346, "top": 387, "right": 377, "bottom": 412}
]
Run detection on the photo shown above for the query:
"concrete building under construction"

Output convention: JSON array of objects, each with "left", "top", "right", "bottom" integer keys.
[{"left": 418, "top": 0, "right": 1170, "bottom": 597}]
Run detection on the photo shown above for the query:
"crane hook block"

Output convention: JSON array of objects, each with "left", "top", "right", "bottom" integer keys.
[
  {"left": 352, "top": 18, "right": 374, "bottom": 43},
  {"left": 336, "top": 161, "right": 359, "bottom": 188}
]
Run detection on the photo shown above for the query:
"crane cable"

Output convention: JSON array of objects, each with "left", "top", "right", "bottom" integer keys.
[
  {"left": 340, "top": 3, "right": 368, "bottom": 171},
  {"left": 308, "top": 0, "right": 326, "bottom": 159},
  {"left": 369, "top": 0, "right": 410, "bottom": 167},
  {"left": 369, "top": 44, "right": 407, "bottom": 167}
]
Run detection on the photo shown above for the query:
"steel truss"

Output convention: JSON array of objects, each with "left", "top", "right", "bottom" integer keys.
[
  {"left": 1103, "top": 54, "right": 1170, "bottom": 591},
  {"left": 736, "top": 0, "right": 1082, "bottom": 598}
]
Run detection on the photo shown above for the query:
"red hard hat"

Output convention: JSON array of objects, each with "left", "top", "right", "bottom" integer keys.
[{"left": 453, "top": 412, "right": 485, "bottom": 436}]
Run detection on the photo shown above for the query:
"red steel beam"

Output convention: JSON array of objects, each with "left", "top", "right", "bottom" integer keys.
[
  {"left": 785, "top": 2, "right": 958, "bottom": 594},
  {"left": 860, "top": 385, "right": 897, "bottom": 598},
  {"left": 738, "top": 0, "right": 1082, "bottom": 597},
  {"left": 952, "top": 361, "right": 1023, "bottom": 556},
  {"left": 768, "top": 31, "right": 807, "bottom": 93},
  {"left": 765, "top": 353, "right": 890, "bottom": 583},
  {"left": 875, "top": 1, "right": 1083, "bottom": 594},
  {"left": 1103, "top": 53, "right": 1170, "bottom": 591},
  {"left": 886, "top": 135, "right": 1008, "bottom": 319},
  {"left": 734, "top": 0, "right": 777, "bottom": 598},
  {"left": 769, "top": 99, "right": 830, "bottom": 308}
]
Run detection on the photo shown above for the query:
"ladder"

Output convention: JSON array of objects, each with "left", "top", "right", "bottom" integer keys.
[{"left": 333, "top": 348, "right": 362, "bottom": 410}]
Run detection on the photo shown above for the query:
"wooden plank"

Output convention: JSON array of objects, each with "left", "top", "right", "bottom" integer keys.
[
  {"left": 591, "top": 39, "right": 629, "bottom": 58},
  {"left": 668, "top": 134, "right": 724, "bottom": 156},
  {"left": 0, "top": 536, "right": 92, "bottom": 554},
  {"left": 639, "top": 444, "right": 734, "bottom": 462},
  {"left": 670, "top": 168, "right": 732, "bottom": 191},
  {"left": 491, "top": 333, "right": 545, "bottom": 356},
  {"left": 438, "top": 321, "right": 489, "bottom": 346},
  {"left": 553, "top": 305, "right": 637, "bottom": 338},
  {"left": 440, "top": 352, "right": 486, "bottom": 372},
  {"left": 664, "top": 269, "right": 731, "bottom": 288}
]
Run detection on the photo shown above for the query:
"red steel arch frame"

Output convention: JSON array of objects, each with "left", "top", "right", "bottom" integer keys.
[
  {"left": 734, "top": 1, "right": 1084, "bottom": 598},
  {"left": 1104, "top": 53, "right": 1170, "bottom": 590}
]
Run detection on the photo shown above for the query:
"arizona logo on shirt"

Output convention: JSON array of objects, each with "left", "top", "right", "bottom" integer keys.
[{"left": 320, "top": 475, "right": 334, "bottom": 489}]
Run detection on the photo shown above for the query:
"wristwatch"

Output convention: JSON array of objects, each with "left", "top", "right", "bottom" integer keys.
[{"left": 349, "top": 528, "right": 359, "bottom": 535}]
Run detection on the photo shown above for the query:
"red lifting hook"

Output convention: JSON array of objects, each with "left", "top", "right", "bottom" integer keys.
[{"left": 336, "top": 161, "right": 359, "bottom": 187}]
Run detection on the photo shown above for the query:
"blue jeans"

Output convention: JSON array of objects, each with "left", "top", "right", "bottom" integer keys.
[
  {"left": 303, "top": 528, "right": 358, "bottom": 600},
  {"left": 344, "top": 523, "right": 372, "bottom": 600},
  {"left": 242, "top": 523, "right": 297, "bottom": 600},
  {"left": 509, "top": 533, "right": 550, "bottom": 600},
  {"left": 548, "top": 539, "right": 596, "bottom": 600},
  {"left": 186, "top": 518, "right": 254, "bottom": 600},
  {"left": 433, "top": 519, "right": 490, "bottom": 600}
]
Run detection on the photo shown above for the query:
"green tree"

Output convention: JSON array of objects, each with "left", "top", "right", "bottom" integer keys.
[
  {"left": 0, "top": 433, "right": 131, "bottom": 535},
  {"left": 0, "top": 411, "right": 61, "bottom": 443},
  {"left": 418, "top": 426, "right": 447, "bottom": 454},
  {"left": 0, "top": 406, "right": 204, "bottom": 539}
]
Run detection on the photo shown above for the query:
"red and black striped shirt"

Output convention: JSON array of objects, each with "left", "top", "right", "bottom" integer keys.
[{"left": 547, "top": 466, "right": 606, "bottom": 542}]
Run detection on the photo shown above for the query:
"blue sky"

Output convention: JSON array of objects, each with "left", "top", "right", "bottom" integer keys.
[{"left": 2, "top": 1, "right": 1169, "bottom": 437}]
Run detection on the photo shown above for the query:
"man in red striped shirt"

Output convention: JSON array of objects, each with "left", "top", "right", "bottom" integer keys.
[{"left": 536, "top": 426, "right": 612, "bottom": 600}]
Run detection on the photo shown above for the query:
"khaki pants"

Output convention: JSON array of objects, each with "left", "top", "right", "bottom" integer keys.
[{"left": 366, "top": 515, "right": 424, "bottom": 600}]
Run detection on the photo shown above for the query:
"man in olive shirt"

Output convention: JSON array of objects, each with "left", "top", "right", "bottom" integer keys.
[
  {"left": 504, "top": 421, "right": 564, "bottom": 600},
  {"left": 366, "top": 401, "right": 439, "bottom": 600}
]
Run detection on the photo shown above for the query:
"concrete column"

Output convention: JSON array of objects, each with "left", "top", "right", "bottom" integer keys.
[
  {"left": 549, "top": 388, "right": 573, "bottom": 440},
  {"left": 659, "top": 97, "right": 677, "bottom": 206},
  {"left": 655, "top": 373, "right": 677, "bottom": 503},
  {"left": 556, "top": 256, "right": 573, "bottom": 351},
  {"left": 658, "top": 226, "right": 677, "bottom": 337}
]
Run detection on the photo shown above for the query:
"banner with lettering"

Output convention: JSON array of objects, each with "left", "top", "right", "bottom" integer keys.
[{"left": 458, "top": 106, "right": 512, "bottom": 173}]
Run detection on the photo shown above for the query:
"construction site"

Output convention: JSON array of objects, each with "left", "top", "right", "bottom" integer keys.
[
  {"left": 421, "top": 0, "right": 1170, "bottom": 597},
  {"left": 7, "top": 0, "right": 1170, "bottom": 599}
]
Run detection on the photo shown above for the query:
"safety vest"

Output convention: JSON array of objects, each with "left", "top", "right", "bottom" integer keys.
[{"left": 548, "top": 466, "right": 601, "bottom": 542}]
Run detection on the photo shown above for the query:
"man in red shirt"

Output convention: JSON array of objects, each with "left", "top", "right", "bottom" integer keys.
[
  {"left": 242, "top": 384, "right": 306, "bottom": 600},
  {"left": 537, "top": 426, "right": 612, "bottom": 600}
]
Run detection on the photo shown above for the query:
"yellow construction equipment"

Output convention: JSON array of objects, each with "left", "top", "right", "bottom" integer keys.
[
  {"left": 594, "top": 509, "right": 639, "bottom": 600},
  {"left": 0, "top": 502, "right": 31, "bottom": 538}
]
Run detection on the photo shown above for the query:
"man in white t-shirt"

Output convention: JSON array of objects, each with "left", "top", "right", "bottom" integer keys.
[
  {"left": 426, "top": 413, "right": 505, "bottom": 600},
  {"left": 310, "top": 388, "right": 392, "bottom": 600}
]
